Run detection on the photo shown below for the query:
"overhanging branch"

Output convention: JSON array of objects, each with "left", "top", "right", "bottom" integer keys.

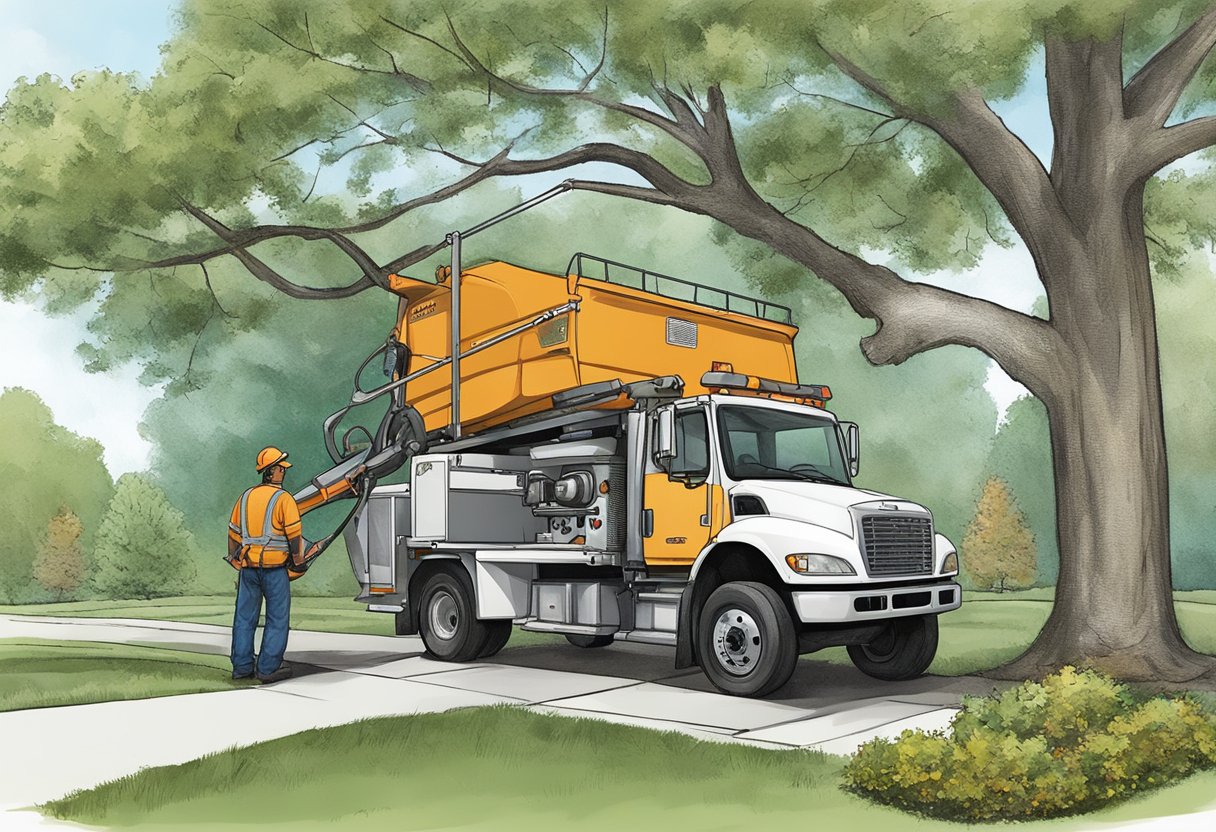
[
  {"left": 1125, "top": 6, "right": 1216, "bottom": 125},
  {"left": 816, "top": 40, "right": 1074, "bottom": 277},
  {"left": 1137, "top": 116, "right": 1216, "bottom": 177}
]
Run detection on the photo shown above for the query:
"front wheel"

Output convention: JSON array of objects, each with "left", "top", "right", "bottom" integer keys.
[
  {"left": 418, "top": 566, "right": 489, "bottom": 662},
  {"left": 846, "top": 614, "right": 938, "bottom": 681},
  {"left": 697, "top": 582, "right": 798, "bottom": 697}
]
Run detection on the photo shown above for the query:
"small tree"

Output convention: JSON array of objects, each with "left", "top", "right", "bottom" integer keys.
[
  {"left": 964, "top": 477, "right": 1037, "bottom": 593},
  {"left": 92, "top": 474, "right": 198, "bottom": 600},
  {"left": 33, "top": 507, "right": 85, "bottom": 601}
]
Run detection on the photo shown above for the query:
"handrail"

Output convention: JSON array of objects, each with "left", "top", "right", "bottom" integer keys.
[{"left": 566, "top": 252, "right": 794, "bottom": 325}]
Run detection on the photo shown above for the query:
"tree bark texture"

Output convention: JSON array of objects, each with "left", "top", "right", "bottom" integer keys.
[{"left": 992, "top": 188, "right": 1209, "bottom": 681}]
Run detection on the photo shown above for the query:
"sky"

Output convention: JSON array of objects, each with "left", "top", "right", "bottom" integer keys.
[{"left": 0, "top": 1, "right": 1050, "bottom": 476}]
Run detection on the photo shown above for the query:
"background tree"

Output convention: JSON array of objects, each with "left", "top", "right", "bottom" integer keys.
[
  {"left": 3, "top": 0, "right": 1216, "bottom": 678},
  {"left": 0, "top": 389, "right": 113, "bottom": 603},
  {"left": 32, "top": 507, "right": 85, "bottom": 601},
  {"left": 92, "top": 474, "right": 198, "bottom": 600},
  {"left": 987, "top": 395, "right": 1058, "bottom": 587},
  {"left": 964, "top": 477, "right": 1037, "bottom": 593}
]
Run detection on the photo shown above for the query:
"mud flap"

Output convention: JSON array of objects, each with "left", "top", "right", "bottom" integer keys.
[{"left": 674, "top": 583, "right": 698, "bottom": 669}]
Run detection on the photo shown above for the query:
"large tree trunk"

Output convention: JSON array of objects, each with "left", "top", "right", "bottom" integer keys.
[{"left": 991, "top": 192, "right": 1214, "bottom": 682}]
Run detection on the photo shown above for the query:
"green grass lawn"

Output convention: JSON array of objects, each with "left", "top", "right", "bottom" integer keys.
[
  {"left": 0, "top": 639, "right": 246, "bottom": 712},
  {"left": 4, "top": 590, "right": 1215, "bottom": 676},
  {"left": 39, "top": 705, "right": 1216, "bottom": 832}
]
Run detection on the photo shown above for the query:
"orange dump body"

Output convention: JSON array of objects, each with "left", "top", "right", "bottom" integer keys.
[{"left": 388, "top": 259, "right": 798, "bottom": 435}]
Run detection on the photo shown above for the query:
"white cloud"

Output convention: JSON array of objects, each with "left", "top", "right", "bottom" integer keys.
[
  {"left": 0, "top": 26, "right": 71, "bottom": 87},
  {"left": 0, "top": 299, "right": 163, "bottom": 476}
]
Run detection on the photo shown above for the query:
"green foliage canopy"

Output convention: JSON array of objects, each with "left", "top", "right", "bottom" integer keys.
[
  {"left": 3, "top": 0, "right": 1215, "bottom": 368},
  {"left": 0, "top": 389, "right": 113, "bottom": 603}
]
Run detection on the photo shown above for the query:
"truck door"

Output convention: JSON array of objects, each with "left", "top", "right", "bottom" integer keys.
[{"left": 644, "top": 405, "right": 713, "bottom": 566}]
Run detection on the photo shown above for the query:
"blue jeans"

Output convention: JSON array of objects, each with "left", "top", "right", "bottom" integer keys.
[{"left": 231, "top": 566, "right": 291, "bottom": 676}]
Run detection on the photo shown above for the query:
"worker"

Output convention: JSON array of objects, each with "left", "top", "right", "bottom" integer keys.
[{"left": 226, "top": 446, "right": 304, "bottom": 683}]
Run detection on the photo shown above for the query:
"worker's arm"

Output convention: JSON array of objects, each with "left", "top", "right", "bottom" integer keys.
[
  {"left": 227, "top": 506, "right": 243, "bottom": 569},
  {"left": 280, "top": 495, "right": 306, "bottom": 566}
]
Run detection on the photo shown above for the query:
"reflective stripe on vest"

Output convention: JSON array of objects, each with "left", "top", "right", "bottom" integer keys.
[{"left": 238, "top": 487, "right": 290, "bottom": 566}]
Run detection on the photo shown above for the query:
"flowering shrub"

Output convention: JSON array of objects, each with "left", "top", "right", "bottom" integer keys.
[{"left": 843, "top": 667, "right": 1216, "bottom": 821}]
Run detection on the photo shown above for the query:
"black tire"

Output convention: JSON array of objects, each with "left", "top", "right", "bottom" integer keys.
[
  {"left": 417, "top": 566, "right": 489, "bottom": 662},
  {"left": 846, "top": 614, "right": 939, "bottom": 681},
  {"left": 565, "top": 633, "right": 614, "bottom": 649},
  {"left": 697, "top": 581, "right": 798, "bottom": 697},
  {"left": 477, "top": 620, "right": 513, "bottom": 658}
]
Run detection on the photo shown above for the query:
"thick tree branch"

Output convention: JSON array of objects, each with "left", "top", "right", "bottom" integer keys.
[
  {"left": 134, "top": 140, "right": 700, "bottom": 292},
  {"left": 1125, "top": 5, "right": 1216, "bottom": 125},
  {"left": 678, "top": 135, "right": 1067, "bottom": 395},
  {"left": 178, "top": 201, "right": 388, "bottom": 291},
  {"left": 818, "top": 40, "right": 1075, "bottom": 280},
  {"left": 1045, "top": 32, "right": 1131, "bottom": 220},
  {"left": 1138, "top": 114, "right": 1216, "bottom": 174},
  {"left": 926, "top": 90, "right": 1075, "bottom": 255}
]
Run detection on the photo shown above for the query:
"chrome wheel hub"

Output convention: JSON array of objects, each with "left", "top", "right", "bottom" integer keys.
[
  {"left": 712, "top": 608, "right": 762, "bottom": 676},
  {"left": 428, "top": 590, "right": 459, "bottom": 641}
]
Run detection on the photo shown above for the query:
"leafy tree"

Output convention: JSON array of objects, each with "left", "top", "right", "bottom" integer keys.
[
  {"left": 0, "top": 389, "right": 113, "bottom": 603},
  {"left": 92, "top": 474, "right": 198, "bottom": 600},
  {"left": 988, "top": 396, "right": 1058, "bottom": 586},
  {"left": 4, "top": 1, "right": 1216, "bottom": 678},
  {"left": 963, "top": 477, "right": 1037, "bottom": 593},
  {"left": 33, "top": 507, "right": 85, "bottom": 601}
]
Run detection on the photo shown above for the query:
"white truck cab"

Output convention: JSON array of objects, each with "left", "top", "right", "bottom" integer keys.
[{"left": 342, "top": 378, "right": 960, "bottom": 698}]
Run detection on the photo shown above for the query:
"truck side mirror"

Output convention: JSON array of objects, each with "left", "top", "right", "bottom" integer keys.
[
  {"left": 655, "top": 408, "right": 676, "bottom": 462},
  {"left": 842, "top": 421, "right": 860, "bottom": 477}
]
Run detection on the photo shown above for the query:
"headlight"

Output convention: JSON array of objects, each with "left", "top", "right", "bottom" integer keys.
[
  {"left": 785, "top": 553, "right": 856, "bottom": 575},
  {"left": 941, "top": 551, "right": 959, "bottom": 574}
]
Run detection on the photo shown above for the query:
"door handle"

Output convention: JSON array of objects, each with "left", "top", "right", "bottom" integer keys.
[{"left": 642, "top": 509, "right": 654, "bottom": 538}]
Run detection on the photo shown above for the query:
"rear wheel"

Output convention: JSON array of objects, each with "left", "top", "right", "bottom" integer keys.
[
  {"left": 418, "top": 566, "right": 488, "bottom": 662},
  {"left": 697, "top": 582, "right": 798, "bottom": 697},
  {"left": 565, "top": 633, "right": 614, "bottom": 649},
  {"left": 477, "top": 620, "right": 513, "bottom": 658},
  {"left": 847, "top": 614, "right": 939, "bottom": 680}
]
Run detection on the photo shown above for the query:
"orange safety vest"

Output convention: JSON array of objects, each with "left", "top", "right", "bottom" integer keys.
[{"left": 229, "top": 485, "right": 298, "bottom": 567}]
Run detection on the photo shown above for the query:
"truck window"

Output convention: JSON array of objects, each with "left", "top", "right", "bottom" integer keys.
[
  {"left": 658, "top": 409, "right": 710, "bottom": 478},
  {"left": 717, "top": 405, "right": 849, "bottom": 484},
  {"left": 775, "top": 426, "right": 833, "bottom": 469}
]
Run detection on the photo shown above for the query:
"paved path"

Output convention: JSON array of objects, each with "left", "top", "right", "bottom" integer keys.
[{"left": 2, "top": 614, "right": 1214, "bottom": 831}]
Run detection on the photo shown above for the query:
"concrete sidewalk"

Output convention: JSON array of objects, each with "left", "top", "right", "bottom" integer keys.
[{"left": 2, "top": 614, "right": 1214, "bottom": 831}]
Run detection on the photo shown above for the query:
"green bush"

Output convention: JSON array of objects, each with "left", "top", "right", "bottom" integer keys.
[{"left": 843, "top": 666, "right": 1216, "bottom": 821}]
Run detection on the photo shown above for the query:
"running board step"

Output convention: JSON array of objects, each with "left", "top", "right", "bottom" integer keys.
[{"left": 614, "top": 630, "right": 677, "bottom": 646}]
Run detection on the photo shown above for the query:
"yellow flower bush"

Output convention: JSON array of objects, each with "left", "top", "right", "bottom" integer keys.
[{"left": 843, "top": 668, "right": 1216, "bottom": 821}]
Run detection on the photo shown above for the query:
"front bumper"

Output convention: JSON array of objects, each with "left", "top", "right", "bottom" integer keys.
[{"left": 791, "top": 580, "right": 961, "bottom": 624}]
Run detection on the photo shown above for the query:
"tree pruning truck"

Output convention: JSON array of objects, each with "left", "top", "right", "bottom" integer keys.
[{"left": 292, "top": 191, "right": 961, "bottom": 697}]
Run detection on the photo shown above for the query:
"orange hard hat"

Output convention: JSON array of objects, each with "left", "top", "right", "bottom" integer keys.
[{"left": 255, "top": 446, "right": 292, "bottom": 472}]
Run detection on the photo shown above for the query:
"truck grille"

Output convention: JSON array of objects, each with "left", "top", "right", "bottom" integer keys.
[{"left": 860, "top": 514, "right": 933, "bottom": 576}]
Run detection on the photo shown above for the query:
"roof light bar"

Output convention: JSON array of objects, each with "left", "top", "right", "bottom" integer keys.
[{"left": 701, "top": 371, "right": 832, "bottom": 403}]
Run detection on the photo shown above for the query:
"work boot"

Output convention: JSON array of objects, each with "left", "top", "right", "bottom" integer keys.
[
  {"left": 232, "top": 654, "right": 258, "bottom": 680},
  {"left": 257, "top": 664, "right": 294, "bottom": 684}
]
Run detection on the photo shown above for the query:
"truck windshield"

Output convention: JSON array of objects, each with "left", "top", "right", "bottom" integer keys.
[{"left": 717, "top": 405, "right": 850, "bottom": 485}]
